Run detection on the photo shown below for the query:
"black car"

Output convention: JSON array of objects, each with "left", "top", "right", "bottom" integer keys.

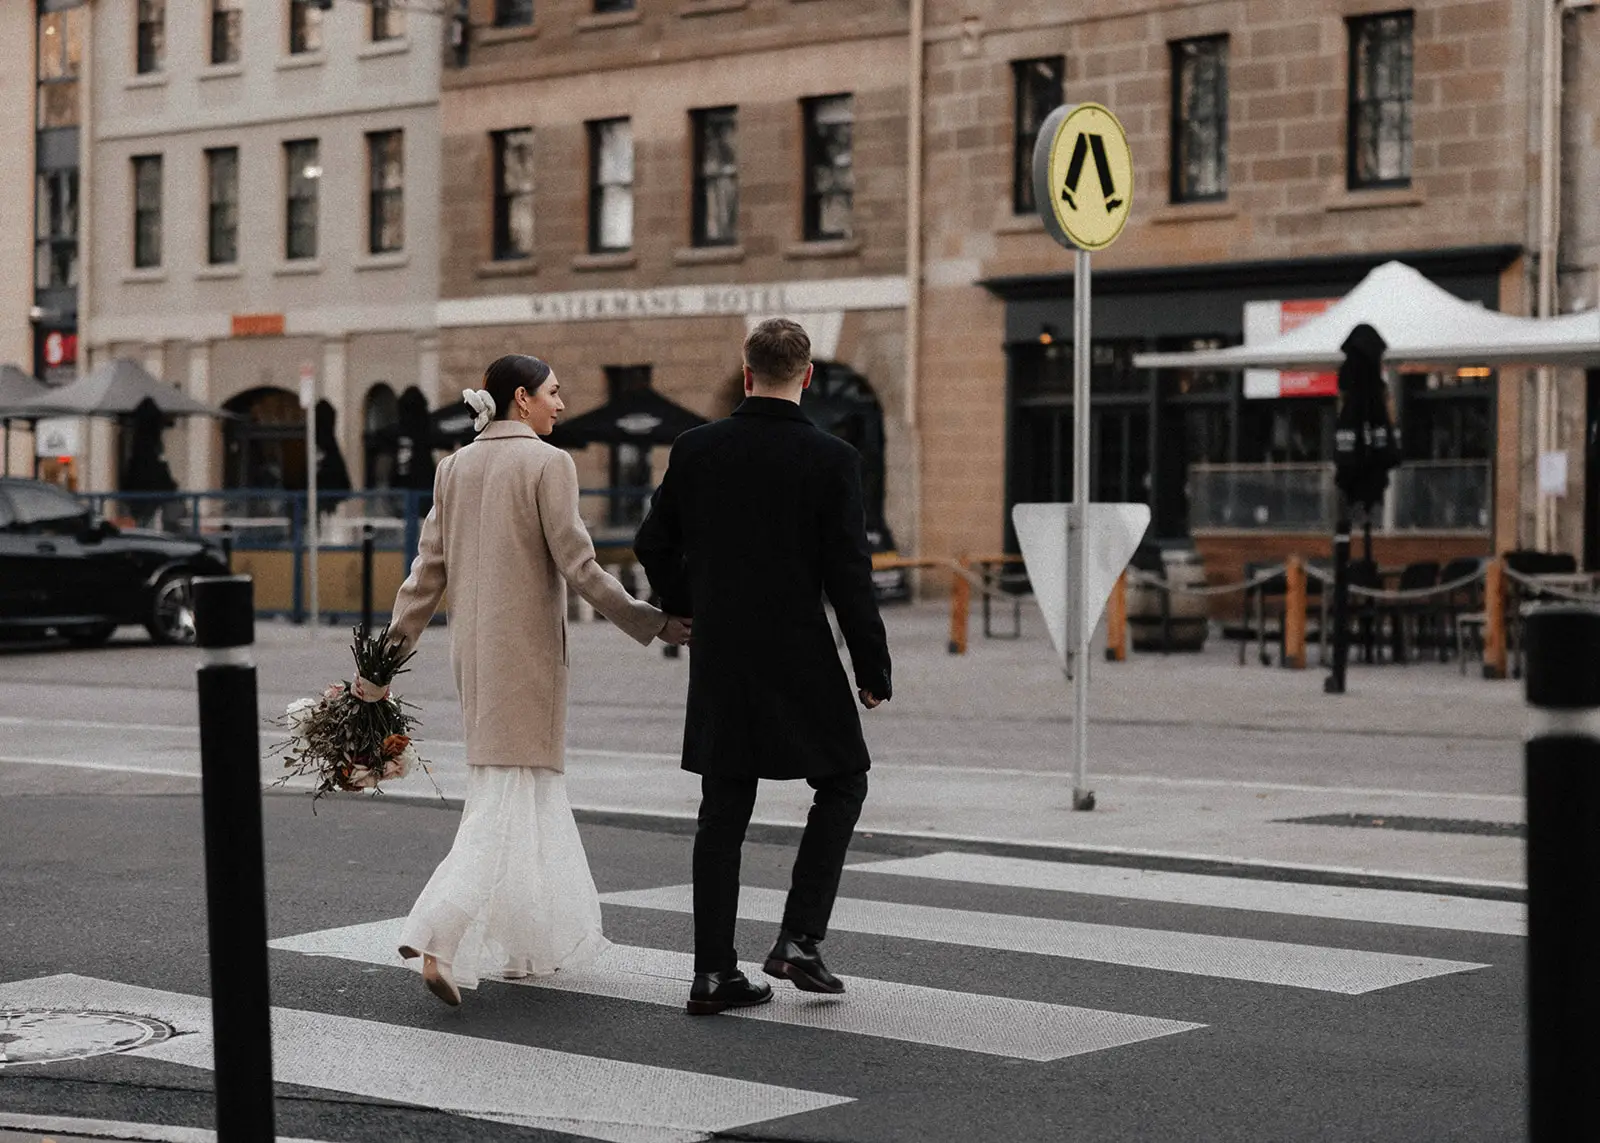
[{"left": 0, "top": 478, "right": 229, "bottom": 646}]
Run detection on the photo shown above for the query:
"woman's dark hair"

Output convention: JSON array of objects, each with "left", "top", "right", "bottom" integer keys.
[{"left": 481, "top": 354, "right": 552, "bottom": 421}]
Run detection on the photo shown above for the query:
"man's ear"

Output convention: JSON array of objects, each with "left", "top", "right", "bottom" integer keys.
[
  {"left": 743, "top": 365, "right": 754, "bottom": 395},
  {"left": 802, "top": 363, "right": 814, "bottom": 391}
]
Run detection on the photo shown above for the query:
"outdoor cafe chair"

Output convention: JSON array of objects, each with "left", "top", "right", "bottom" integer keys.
[{"left": 1382, "top": 561, "right": 1440, "bottom": 664}]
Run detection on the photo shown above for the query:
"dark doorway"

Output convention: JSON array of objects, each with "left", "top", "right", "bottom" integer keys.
[{"left": 223, "top": 387, "right": 305, "bottom": 490}]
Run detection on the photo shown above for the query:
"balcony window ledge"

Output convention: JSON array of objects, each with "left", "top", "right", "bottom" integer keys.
[
  {"left": 577, "top": 10, "right": 643, "bottom": 32},
  {"left": 274, "top": 260, "right": 323, "bottom": 277},
  {"left": 679, "top": 0, "right": 749, "bottom": 17},
  {"left": 355, "top": 252, "right": 409, "bottom": 271},
  {"left": 195, "top": 264, "right": 243, "bottom": 281},
  {"left": 199, "top": 63, "right": 245, "bottom": 82},
  {"left": 673, "top": 244, "right": 746, "bottom": 266},
  {"left": 1151, "top": 202, "right": 1238, "bottom": 225},
  {"left": 357, "top": 39, "right": 411, "bottom": 60},
  {"left": 477, "top": 258, "right": 539, "bottom": 278},
  {"left": 572, "top": 251, "right": 638, "bottom": 271},
  {"left": 276, "top": 51, "right": 328, "bottom": 73},
  {"left": 126, "top": 72, "right": 168, "bottom": 90},
  {"left": 477, "top": 24, "right": 540, "bottom": 46},
  {"left": 1324, "top": 186, "right": 1426, "bottom": 212},
  {"left": 784, "top": 238, "right": 862, "bottom": 260},
  {"left": 122, "top": 268, "right": 167, "bottom": 284}
]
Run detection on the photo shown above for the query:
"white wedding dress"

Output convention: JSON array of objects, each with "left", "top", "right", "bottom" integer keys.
[{"left": 398, "top": 765, "right": 609, "bottom": 990}]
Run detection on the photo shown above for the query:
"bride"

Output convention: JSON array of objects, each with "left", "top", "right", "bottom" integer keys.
[{"left": 387, "top": 353, "right": 689, "bottom": 1006}]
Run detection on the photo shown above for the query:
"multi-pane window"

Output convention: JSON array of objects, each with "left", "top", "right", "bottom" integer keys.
[
  {"left": 692, "top": 107, "right": 739, "bottom": 247},
  {"left": 588, "top": 118, "right": 634, "bottom": 253},
  {"left": 285, "top": 139, "right": 320, "bottom": 260},
  {"left": 367, "top": 130, "right": 405, "bottom": 254},
  {"left": 802, "top": 95, "right": 854, "bottom": 242},
  {"left": 37, "top": 8, "right": 84, "bottom": 129},
  {"left": 1011, "top": 58, "right": 1063, "bottom": 214},
  {"left": 1348, "top": 11, "right": 1413, "bottom": 188},
  {"left": 136, "top": 0, "right": 165, "bottom": 75},
  {"left": 495, "top": 0, "right": 534, "bottom": 25},
  {"left": 132, "top": 156, "right": 163, "bottom": 269},
  {"left": 288, "top": 0, "right": 324, "bottom": 55},
  {"left": 1170, "top": 37, "right": 1228, "bottom": 203},
  {"left": 34, "top": 170, "right": 78, "bottom": 291},
  {"left": 206, "top": 147, "right": 239, "bottom": 265},
  {"left": 210, "top": 0, "right": 241, "bottom": 66},
  {"left": 492, "top": 129, "right": 536, "bottom": 260},
  {"left": 372, "top": 0, "right": 406, "bottom": 41}
]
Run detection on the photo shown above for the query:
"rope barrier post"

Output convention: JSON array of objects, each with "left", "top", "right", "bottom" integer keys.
[
  {"left": 1105, "top": 571, "right": 1128, "bottom": 662},
  {"left": 360, "top": 524, "right": 375, "bottom": 637},
  {"left": 947, "top": 561, "right": 970, "bottom": 655},
  {"left": 1484, "top": 557, "right": 1508, "bottom": 679},
  {"left": 1284, "top": 555, "right": 1307, "bottom": 670},
  {"left": 191, "top": 575, "right": 275, "bottom": 1140},
  {"left": 1324, "top": 521, "right": 1351, "bottom": 694},
  {"left": 1524, "top": 604, "right": 1600, "bottom": 1139}
]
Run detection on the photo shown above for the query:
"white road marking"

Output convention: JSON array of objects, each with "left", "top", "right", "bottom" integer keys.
[
  {"left": 271, "top": 919, "right": 1201, "bottom": 1061},
  {"left": 600, "top": 886, "right": 1489, "bottom": 995},
  {"left": 0, "top": 1112, "right": 330, "bottom": 1143},
  {"left": 847, "top": 852, "right": 1526, "bottom": 936},
  {"left": 0, "top": 974, "right": 848, "bottom": 1143}
]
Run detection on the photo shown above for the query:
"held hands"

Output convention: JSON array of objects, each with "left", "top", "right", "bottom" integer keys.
[
  {"left": 659, "top": 616, "right": 693, "bottom": 646},
  {"left": 859, "top": 689, "right": 885, "bottom": 710}
]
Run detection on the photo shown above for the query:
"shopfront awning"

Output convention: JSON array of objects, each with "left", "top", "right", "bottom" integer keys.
[{"left": 1132, "top": 261, "right": 1600, "bottom": 372}]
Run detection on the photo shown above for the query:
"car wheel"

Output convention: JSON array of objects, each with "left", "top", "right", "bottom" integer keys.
[
  {"left": 66, "top": 623, "right": 117, "bottom": 648},
  {"left": 146, "top": 573, "right": 197, "bottom": 645}
]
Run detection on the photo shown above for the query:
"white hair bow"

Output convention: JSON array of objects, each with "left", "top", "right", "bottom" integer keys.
[{"left": 461, "top": 388, "right": 496, "bottom": 433}]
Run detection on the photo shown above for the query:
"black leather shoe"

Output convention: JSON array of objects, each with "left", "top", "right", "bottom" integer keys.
[
  {"left": 763, "top": 929, "right": 845, "bottom": 994},
  {"left": 686, "top": 969, "right": 774, "bottom": 1015}
]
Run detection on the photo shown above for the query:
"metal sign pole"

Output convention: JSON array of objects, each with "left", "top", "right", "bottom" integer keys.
[
  {"left": 1072, "top": 247, "right": 1093, "bottom": 811},
  {"left": 301, "top": 364, "right": 319, "bottom": 630}
]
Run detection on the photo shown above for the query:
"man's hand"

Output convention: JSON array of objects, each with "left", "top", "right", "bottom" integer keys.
[
  {"left": 859, "top": 689, "right": 884, "bottom": 710},
  {"left": 659, "top": 616, "right": 693, "bottom": 646}
]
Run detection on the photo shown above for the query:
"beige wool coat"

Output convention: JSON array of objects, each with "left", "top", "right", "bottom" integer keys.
[{"left": 389, "top": 420, "right": 665, "bottom": 771}]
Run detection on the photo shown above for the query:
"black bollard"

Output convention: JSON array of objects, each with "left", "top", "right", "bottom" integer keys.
[
  {"left": 192, "top": 575, "right": 275, "bottom": 1140},
  {"left": 1524, "top": 604, "right": 1600, "bottom": 1140},
  {"left": 361, "top": 524, "right": 375, "bottom": 637},
  {"left": 1324, "top": 520, "right": 1351, "bottom": 694}
]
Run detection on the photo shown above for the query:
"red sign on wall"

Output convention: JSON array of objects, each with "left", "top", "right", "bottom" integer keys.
[
  {"left": 42, "top": 330, "right": 77, "bottom": 369},
  {"left": 1275, "top": 301, "right": 1338, "bottom": 398}
]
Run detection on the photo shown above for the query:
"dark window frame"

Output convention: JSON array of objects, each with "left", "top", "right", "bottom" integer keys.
[
  {"left": 206, "top": 146, "right": 240, "bottom": 265},
  {"left": 691, "top": 106, "right": 739, "bottom": 248},
  {"left": 371, "top": 0, "right": 404, "bottom": 42},
  {"left": 1169, "top": 35, "right": 1229, "bottom": 204},
  {"left": 284, "top": 138, "right": 320, "bottom": 261},
  {"left": 34, "top": 168, "right": 79, "bottom": 292},
  {"left": 491, "top": 127, "right": 535, "bottom": 261},
  {"left": 587, "top": 117, "right": 634, "bottom": 254},
  {"left": 802, "top": 93, "right": 854, "bottom": 242},
  {"left": 594, "top": 0, "right": 636, "bottom": 12},
  {"left": 136, "top": 0, "right": 165, "bottom": 75},
  {"left": 210, "top": 0, "right": 241, "bottom": 66},
  {"left": 288, "top": 0, "right": 324, "bottom": 56},
  {"left": 1011, "top": 57, "right": 1064, "bottom": 215},
  {"left": 1347, "top": 10, "right": 1414, "bottom": 190},
  {"left": 494, "top": 0, "right": 534, "bottom": 26},
  {"left": 367, "top": 130, "right": 405, "bottom": 255},
  {"left": 132, "top": 155, "right": 163, "bottom": 270}
]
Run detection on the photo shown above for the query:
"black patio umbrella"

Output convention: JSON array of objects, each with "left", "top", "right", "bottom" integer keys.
[
  {"left": 1, "top": 364, "right": 51, "bottom": 471},
  {"left": 119, "top": 398, "right": 179, "bottom": 527},
  {"left": 315, "top": 399, "right": 352, "bottom": 514},
  {"left": 10, "top": 357, "right": 228, "bottom": 419},
  {"left": 390, "top": 387, "right": 440, "bottom": 490},
  {"left": 546, "top": 387, "right": 707, "bottom": 449}
]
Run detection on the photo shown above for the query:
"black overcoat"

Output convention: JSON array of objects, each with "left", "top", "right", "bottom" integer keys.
[{"left": 634, "top": 396, "right": 892, "bottom": 780}]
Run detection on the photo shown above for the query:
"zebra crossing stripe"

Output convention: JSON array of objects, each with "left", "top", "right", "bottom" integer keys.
[
  {"left": 846, "top": 852, "right": 1526, "bottom": 936},
  {"left": 271, "top": 919, "right": 1202, "bottom": 1061},
  {"left": 599, "top": 886, "right": 1489, "bottom": 995},
  {"left": 0, "top": 974, "right": 848, "bottom": 1143}
]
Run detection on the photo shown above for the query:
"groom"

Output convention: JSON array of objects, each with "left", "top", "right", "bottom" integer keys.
[{"left": 635, "top": 317, "right": 892, "bottom": 1015}]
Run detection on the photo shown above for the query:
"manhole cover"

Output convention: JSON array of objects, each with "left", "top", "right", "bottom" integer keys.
[{"left": 0, "top": 1009, "right": 173, "bottom": 1067}]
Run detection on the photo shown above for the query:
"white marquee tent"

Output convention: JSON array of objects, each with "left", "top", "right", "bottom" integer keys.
[{"left": 1132, "top": 261, "right": 1600, "bottom": 372}]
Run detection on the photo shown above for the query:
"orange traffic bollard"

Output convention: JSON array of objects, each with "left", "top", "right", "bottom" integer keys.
[
  {"left": 948, "top": 564, "right": 970, "bottom": 655},
  {"left": 1484, "top": 556, "right": 1507, "bottom": 679},
  {"left": 1105, "top": 571, "right": 1128, "bottom": 661},
  {"left": 1284, "top": 555, "right": 1307, "bottom": 670}
]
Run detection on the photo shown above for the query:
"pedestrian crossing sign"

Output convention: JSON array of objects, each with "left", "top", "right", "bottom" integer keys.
[{"left": 1033, "top": 102, "right": 1134, "bottom": 252}]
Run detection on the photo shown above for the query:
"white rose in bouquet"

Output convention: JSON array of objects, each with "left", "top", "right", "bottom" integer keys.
[{"left": 285, "top": 697, "right": 319, "bottom": 739}]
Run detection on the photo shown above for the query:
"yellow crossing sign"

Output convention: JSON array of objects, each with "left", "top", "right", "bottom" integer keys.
[{"left": 1032, "top": 102, "right": 1133, "bottom": 252}]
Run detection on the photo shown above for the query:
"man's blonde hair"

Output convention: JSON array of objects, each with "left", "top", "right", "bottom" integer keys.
[{"left": 743, "top": 318, "right": 812, "bottom": 386}]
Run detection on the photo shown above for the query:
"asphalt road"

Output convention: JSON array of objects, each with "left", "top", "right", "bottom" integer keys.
[{"left": 0, "top": 786, "right": 1524, "bottom": 1142}]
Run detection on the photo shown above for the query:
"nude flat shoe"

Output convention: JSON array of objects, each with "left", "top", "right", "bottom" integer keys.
[{"left": 421, "top": 953, "right": 461, "bottom": 1007}]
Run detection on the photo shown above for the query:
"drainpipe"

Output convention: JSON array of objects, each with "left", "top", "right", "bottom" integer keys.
[
  {"left": 1538, "top": 0, "right": 1600, "bottom": 551},
  {"left": 905, "top": 0, "right": 925, "bottom": 557}
]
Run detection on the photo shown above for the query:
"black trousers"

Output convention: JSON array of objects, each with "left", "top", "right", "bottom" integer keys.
[{"left": 692, "top": 770, "right": 869, "bottom": 974}]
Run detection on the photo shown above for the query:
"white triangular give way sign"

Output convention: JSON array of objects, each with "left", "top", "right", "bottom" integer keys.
[{"left": 1012, "top": 503, "right": 1151, "bottom": 666}]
